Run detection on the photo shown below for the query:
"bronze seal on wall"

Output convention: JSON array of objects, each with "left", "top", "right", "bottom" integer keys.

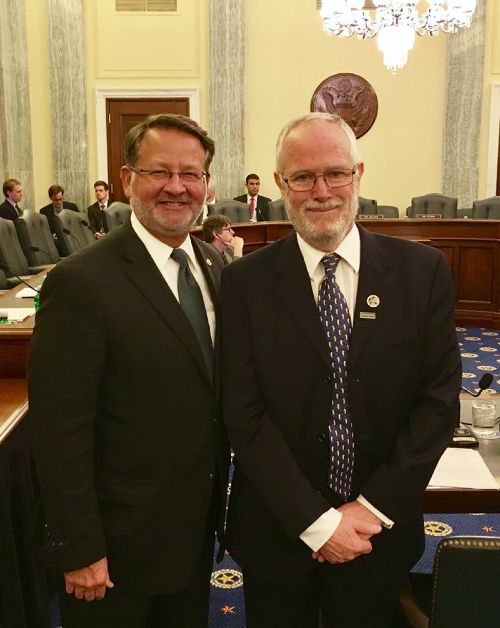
[{"left": 310, "top": 73, "right": 378, "bottom": 139}]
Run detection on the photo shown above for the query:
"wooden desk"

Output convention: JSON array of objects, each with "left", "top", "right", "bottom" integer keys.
[
  {"left": 0, "top": 378, "right": 28, "bottom": 443},
  {"left": 0, "top": 270, "right": 48, "bottom": 377},
  {"left": 216, "top": 219, "right": 500, "bottom": 329}
]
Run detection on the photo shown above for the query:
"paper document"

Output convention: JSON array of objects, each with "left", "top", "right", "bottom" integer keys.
[
  {"left": 15, "top": 287, "right": 38, "bottom": 298},
  {"left": 429, "top": 448, "right": 499, "bottom": 490},
  {"left": 0, "top": 307, "right": 36, "bottom": 322}
]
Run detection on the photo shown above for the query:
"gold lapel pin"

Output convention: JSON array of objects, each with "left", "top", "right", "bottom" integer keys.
[
  {"left": 366, "top": 294, "right": 380, "bottom": 308},
  {"left": 206, "top": 258, "right": 213, "bottom": 267}
]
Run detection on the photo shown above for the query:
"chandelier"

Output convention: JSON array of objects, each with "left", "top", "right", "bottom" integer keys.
[{"left": 319, "top": 1, "right": 477, "bottom": 72}]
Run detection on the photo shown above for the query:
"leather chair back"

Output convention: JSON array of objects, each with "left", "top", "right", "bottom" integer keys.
[
  {"left": 211, "top": 200, "right": 250, "bottom": 224},
  {"left": 55, "top": 209, "right": 96, "bottom": 254},
  {"left": 408, "top": 193, "right": 458, "bottom": 218},
  {"left": 14, "top": 210, "right": 60, "bottom": 266},
  {"left": 106, "top": 202, "right": 132, "bottom": 231},
  {"left": 0, "top": 267, "right": 8, "bottom": 290},
  {"left": 377, "top": 205, "right": 399, "bottom": 218},
  {"left": 0, "top": 217, "right": 31, "bottom": 277},
  {"left": 472, "top": 196, "right": 500, "bottom": 219},
  {"left": 357, "top": 197, "right": 378, "bottom": 215},
  {"left": 268, "top": 199, "right": 288, "bottom": 221}
]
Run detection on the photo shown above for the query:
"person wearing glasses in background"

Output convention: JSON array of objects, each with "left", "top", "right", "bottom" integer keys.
[
  {"left": 202, "top": 214, "right": 244, "bottom": 265},
  {"left": 29, "top": 114, "right": 230, "bottom": 628},
  {"left": 221, "top": 112, "right": 461, "bottom": 627}
]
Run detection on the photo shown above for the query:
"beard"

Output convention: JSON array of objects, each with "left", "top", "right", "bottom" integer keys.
[
  {"left": 131, "top": 193, "right": 201, "bottom": 240},
  {"left": 285, "top": 191, "right": 358, "bottom": 252}
]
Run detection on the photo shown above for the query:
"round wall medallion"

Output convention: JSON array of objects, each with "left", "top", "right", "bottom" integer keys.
[{"left": 310, "top": 73, "right": 378, "bottom": 139}]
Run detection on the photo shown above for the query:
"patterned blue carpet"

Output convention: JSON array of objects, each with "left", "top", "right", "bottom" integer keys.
[{"left": 50, "top": 327, "right": 499, "bottom": 627}]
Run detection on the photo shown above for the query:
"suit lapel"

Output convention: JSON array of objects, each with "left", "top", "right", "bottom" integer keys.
[
  {"left": 116, "top": 222, "right": 212, "bottom": 384},
  {"left": 274, "top": 234, "right": 332, "bottom": 371},
  {"left": 349, "top": 227, "right": 393, "bottom": 369}
]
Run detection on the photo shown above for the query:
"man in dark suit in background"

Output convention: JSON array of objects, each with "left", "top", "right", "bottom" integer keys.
[
  {"left": 0, "top": 178, "right": 24, "bottom": 219},
  {"left": 234, "top": 173, "right": 270, "bottom": 221},
  {"left": 87, "top": 180, "right": 110, "bottom": 238},
  {"left": 221, "top": 112, "right": 461, "bottom": 627},
  {"left": 29, "top": 114, "right": 229, "bottom": 628},
  {"left": 39, "top": 184, "right": 79, "bottom": 240}
]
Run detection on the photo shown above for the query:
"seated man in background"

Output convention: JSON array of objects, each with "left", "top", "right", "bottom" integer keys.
[
  {"left": 202, "top": 214, "right": 244, "bottom": 265},
  {"left": 39, "top": 184, "right": 79, "bottom": 239},
  {"left": 0, "top": 178, "right": 24, "bottom": 219},
  {"left": 234, "top": 173, "right": 271, "bottom": 222},
  {"left": 87, "top": 180, "right": 110, "bottom": 237}
]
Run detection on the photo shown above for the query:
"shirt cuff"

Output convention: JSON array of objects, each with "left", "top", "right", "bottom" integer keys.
[
  {"left": 357, "top": 495, "right": 394, "bottom": 529},
  {"left": 299, "top": 508, "right": 342, "bottom": 552}
]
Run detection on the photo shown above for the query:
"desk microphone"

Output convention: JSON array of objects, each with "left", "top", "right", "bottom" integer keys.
[
  {"left": 63, "top": 228, "right": 82, "bottom": 248},
  {"left": 0, "top": 262, "right": 40, "bottom": 294},
  {"left": 461, "top": 373, "right": 494, "bottom": 397},
  {"left": 30, "top": 246, "right": 58, "bottom": 263},
  {"left": 80, "top": 218, "right": 96, "bottom": 236}
]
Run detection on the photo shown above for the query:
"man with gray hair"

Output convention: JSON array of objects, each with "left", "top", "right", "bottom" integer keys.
[
  {"left": 30, "top": 114, "right": 229, "bottom": 627},
  {"left": 221, "top": 112, "right": 460, "bottom": 626}
]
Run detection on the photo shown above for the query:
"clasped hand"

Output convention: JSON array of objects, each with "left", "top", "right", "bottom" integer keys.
[
  {"left": 312, "top": 501, "right": 383, "bottom": 565},
  {"left": 64, "top": 556, "right": 114, "bottom": 601}
]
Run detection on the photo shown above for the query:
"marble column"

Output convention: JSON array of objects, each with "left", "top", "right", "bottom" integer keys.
[
  {"left": 442, "top": 0, "right": 486, "bottom": 209},
  {"left": 0, "top": 0, "right": 35, "bottom": 209},
  {"left": 209, "top": 0, "right": 245, "bottom": 200},
  {"left": 46, "top": 0, "right": 88, "bottom": 213}
]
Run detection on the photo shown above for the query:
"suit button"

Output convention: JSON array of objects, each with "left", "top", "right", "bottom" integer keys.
[
  {"left": 318, "top": 432, "right": 326, "bottom": 442},
  {"left": 316, "top": 488, "right": 324, "bottom": 496},
  {"left": 209, "top": 473, "right": 215, "bottom": 480},
  {"left": 324, "top": 375, "right": 332, "bottom": 384}
]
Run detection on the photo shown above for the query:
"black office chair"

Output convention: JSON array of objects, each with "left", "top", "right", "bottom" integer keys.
[
  {"left": 106, "top": 202, "right": 132, "bottom": 231},
  {"left": 357, "top": 196, "right": 378, "bottom": 215},
  {"left": 54, "top": 209, "right": 96, "bottom": 255},
  {"left": 400, "top": 536, "right": 500, "bottom": 627},
  {"left": 268, "top": 198, "right": 288, "bottom": 221},
  {"left": 471, "top": 196, "right": 500, "bottom": 219},
  {"left": 0, "top": 267, "right": 7, "bottom": 290},
  {"left": 14, "top": 210, "right": 60, "bottom": 266},
  {"left": 211, "top": 200, "right": 250, "bottom": 224},
  {"left": 377, "top": 205, "right": 399, "bottom": 218},
  {"left": 0, "top": 217, "right": 42, "bottom": 287},
  {"left": 407, "top": 194, "right": 458, "bottom": 219}
]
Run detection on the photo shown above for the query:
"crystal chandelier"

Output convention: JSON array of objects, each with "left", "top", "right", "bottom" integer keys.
[{"left": 319, "top": 1, "right": 477, "bottom": 72}]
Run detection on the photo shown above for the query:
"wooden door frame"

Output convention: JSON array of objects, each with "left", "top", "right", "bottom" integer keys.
[
  {"left": 95, "top": 88, "right": 201, "bottom": 182},
  {"left": 486, "top": 83, "right": 500, "bottom": 198}
]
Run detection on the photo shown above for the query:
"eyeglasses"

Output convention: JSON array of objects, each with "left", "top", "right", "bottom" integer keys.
[
  {"left": 128, "top": 167, "right": 208, "bottom": 183},
  {"left": 281, "top": 167, "right": 357, "bottom": 192},
  {"left": 221, "top": 226, "right": 234, "bottom": 233}
]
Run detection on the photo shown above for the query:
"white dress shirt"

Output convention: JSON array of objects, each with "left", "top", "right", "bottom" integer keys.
[
  {"left": 296, "top": 225, "right": 393, "bottom": 552},
  {"left": 130, "top": 212, "right": 216, "bottom": 343}
]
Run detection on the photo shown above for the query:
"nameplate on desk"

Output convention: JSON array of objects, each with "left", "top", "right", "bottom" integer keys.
[
  {"left": 358, "top": 214, "right": 384, "bottom": 220},
  {"left": 416, "top": 213, "right": 442, "bottom": 219}
]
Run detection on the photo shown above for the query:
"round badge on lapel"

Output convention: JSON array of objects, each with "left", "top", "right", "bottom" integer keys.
[
  {"left": 206, "top": 258, "right": 213, "bottom": 267},
  {"left": 367, "top": 295, "right": 380, "bottom": 308}
]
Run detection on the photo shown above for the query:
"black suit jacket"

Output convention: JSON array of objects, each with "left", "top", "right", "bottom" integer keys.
[
  {"left": 29, "top": 220, "right": 230, "bottom": 594},
  {"left": 221, "top": 227, "right": 461, "bottom": 586},
  {"left": 0, "top": 200, "right": 20, "bottom": 220},
  {"left": 87, "top": 201, "right": 109, "bottom": 233},
  {"left": 233, "top": 194, "right": 271, "bottom": 221},
  {"left": 39, "top": 202, "right": 79, "bottom": 235}
]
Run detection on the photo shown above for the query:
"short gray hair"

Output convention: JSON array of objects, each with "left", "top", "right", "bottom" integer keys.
[{"left": 275, "top": 112, "right": 361, "bottom": 170}]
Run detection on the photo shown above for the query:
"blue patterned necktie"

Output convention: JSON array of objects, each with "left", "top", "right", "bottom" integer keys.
[{"left": 318, "top": 253, "right": 354, "bottom": 500}]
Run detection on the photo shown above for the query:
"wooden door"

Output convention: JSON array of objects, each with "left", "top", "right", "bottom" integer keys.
[{"left": 106, "top": 98, "right": 190, "bottom": 202}]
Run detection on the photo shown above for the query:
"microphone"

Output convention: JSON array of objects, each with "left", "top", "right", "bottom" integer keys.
[
  {"left": 63, "top": 227, "right": 81, "bottom": 249},
  {"left": 80, "top": 218, "right": 96, "bottom": 235},
  {"left": 0, "top": 262, "right": 40, "bottom": 294},
  {"left": 461, "top": 373, "right": 494, "bottom": 397},
  {"left": 30, "top": 246, "right": 58, "bottom": 263}
]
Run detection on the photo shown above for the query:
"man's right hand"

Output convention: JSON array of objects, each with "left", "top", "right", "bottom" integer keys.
[
  {"left": 312, "top": 515, "right": 382, "bottom": 565},
  {"left": 64, "top": 556, "right": 114, "bottom": 602}
]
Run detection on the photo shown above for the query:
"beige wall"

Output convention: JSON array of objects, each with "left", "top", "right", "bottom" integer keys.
[{"left": 24, "top": 0, "right": 500, "bottom": 213}]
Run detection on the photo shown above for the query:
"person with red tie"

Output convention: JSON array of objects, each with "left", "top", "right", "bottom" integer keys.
[
  {"left": 0, "top": 178, "right": 24, "bottom": 220},
  {"left": 234, "top": 173, "right": 271, "bottom": 222}
]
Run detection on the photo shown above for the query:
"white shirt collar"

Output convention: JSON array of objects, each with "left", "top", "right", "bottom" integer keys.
[
  {"left": 296, "top": 223, "right": 360, "bottom": 278},
  {"left": 130, "top": 212, "right": 196, "bottom": 269}
]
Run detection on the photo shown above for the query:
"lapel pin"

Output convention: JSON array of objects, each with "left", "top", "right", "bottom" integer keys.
[
  {"left": 360, "top": 312, "right": 376, "bottom": 320},
  {"left": 366, "top": 294, "right": 380, "bottom": 308},
  {"left": 206, "top": 258, "right": 213, "bottom": 267}
]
